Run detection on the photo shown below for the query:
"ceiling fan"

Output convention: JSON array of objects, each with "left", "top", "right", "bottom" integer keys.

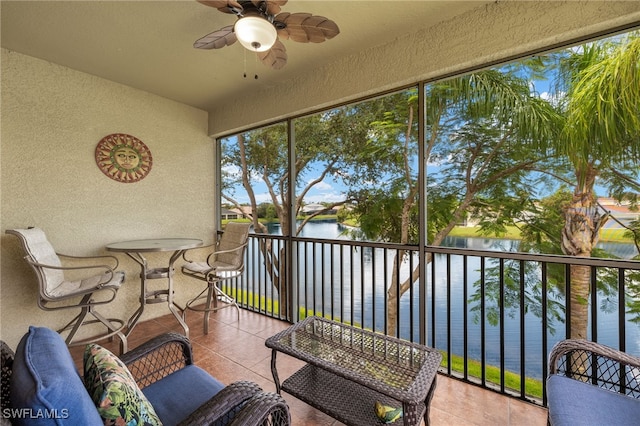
[{"left": 194, "top": 0, "right": 340, "bottom": 70}]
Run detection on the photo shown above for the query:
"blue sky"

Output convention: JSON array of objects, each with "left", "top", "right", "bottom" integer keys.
[
  {"left": 222, "top": 86, "right": 566, "bottom": 206},
  {"left": 222, "top": 34, "right": 633, "bottom": 206}
]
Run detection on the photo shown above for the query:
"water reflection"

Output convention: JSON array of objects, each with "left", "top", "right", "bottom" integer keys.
[{"left": 259, "top": 220, "right": 639, "bottom": 379}]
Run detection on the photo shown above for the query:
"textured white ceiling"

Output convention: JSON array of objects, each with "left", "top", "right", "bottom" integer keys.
[{"left": 1, "top": 1, "right": 489, "bottom": 111}]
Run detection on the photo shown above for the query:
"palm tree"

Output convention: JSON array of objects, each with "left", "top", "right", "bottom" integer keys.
[{"left": 550, "top": 33, "right": 640, "bottom": 339}]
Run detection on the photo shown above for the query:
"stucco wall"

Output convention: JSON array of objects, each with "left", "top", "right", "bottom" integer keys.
[
  {"left": 1, "top": 49, "right": 216, "bottom": 348},
  {"left": 208, "top": 0, "right": 640, "bottom": 137}
]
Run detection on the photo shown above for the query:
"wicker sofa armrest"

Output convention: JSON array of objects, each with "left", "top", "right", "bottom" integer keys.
[
  {"left": 228, "top": 391, "right": 291, "bottom": 426},
  {"left": 178, "top": 381, "right": 290, "bottom": 426},
  {"left": 1, "top": 341, "right": 15, "bottom": 411},
  {"left": 120, "top": 332, "right": 193, "bottom": 389},
  {"left": 177, "top": 381, "right": 262, "bottom": 426},
  {"left": 549, "top": 339, "right": 640, "bottom": 397}
]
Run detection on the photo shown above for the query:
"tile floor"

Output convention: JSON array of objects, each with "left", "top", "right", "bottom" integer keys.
[{"left": 70, "top": 308, "right": 548, "bottom": 425}]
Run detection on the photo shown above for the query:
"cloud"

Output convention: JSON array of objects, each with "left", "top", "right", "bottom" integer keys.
[
  {"left": 222, "top": 164, "right": 262, "bottom": 184},
  {"left": 311, "top": 181, "right": 333, "bottom": 191},
  {"left": 254, "top": 192, "right": 272, "bottom": 203},
  {"left": 538, "top": 90, "right": 565, "bottom": 107},
  {"left": 303, "top": 191, "right": 347, "bottom": 203}
]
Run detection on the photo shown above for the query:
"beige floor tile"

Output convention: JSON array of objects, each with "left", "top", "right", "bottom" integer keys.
[{"left": 70, "top": 309, "right": 549, "bottom": 425}]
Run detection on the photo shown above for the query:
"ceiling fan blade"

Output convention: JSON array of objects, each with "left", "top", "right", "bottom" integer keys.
[
  {"left": 275, "top": 12, "right": 340, "bottom": 43},
  {"left": 258, "top": 39, "right": 287, "bottom": 70},
  {"left": 197, "top": 0, "right": 243, "bottom": 14},
  {"left": 254, "top": 0, "right": 288, "bottom": 16},
  {"left": 194, "top": 25, "right": 237, "bottom": 49}
]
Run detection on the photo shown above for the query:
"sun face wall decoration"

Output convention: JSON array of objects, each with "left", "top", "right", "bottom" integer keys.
[{"left": 95, "top": 133, "right": 153, "bottom": 183}]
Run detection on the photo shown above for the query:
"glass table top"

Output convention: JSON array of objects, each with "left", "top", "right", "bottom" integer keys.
[{"left": 106, "top": 238, "right": 203, "bottom": 252}]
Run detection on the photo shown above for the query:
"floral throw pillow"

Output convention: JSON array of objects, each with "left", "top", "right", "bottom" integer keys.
[{"left": 84, "top": 344, "right": 162, "bottom": 426}]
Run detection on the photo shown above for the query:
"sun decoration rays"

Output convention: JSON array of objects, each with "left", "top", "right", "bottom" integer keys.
[{"left": 95, "top": 133, "right": 153, "bottom": 183}]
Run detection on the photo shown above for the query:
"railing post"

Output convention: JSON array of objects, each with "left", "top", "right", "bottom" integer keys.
[
  {"left": 418, "top": 81, "right": 428, "bottom": 346},
  {"left": 287, "top": 118, "right": 298, "bottom": 323}
]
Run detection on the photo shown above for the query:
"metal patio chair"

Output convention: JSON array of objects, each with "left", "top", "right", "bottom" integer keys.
[
  {"left": 181, "top": 222, "right": 250, "bottom": 333},
  {"left": 6, "top": 227, "right": 127, "bottom": 352}
]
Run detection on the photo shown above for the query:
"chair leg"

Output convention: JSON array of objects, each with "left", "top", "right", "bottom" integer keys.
[
  {"left": 214, "top": 282, "right": 241, "bottom": 322},
  {"left": 59, "top": 307, "right": 90, "bottom": 346},
  {"left": 203, "top": 282, "right": 216, "bottom": 335},
  {"left": 90, "top": 308, "right": 128, "bottom": 353},
  {"left": 184, "top": 278, "right": 240, "bottom": 334},
  {"left": 56, "top": 294, "right": 127, "bottom": 353}
]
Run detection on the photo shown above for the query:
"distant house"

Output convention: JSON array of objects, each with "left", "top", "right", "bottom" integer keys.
[
  {"left": 221, "top": 208, "right": 239, "bottom": 220},
  {"left": 222, "top": 206, "right": 253, "bottom": 220},
  {"left": 598, "top": 197, "right": 639, "bottom": 228},
  {"left": 302, "top": 203, "right": 336, "bottom": 215},
  {"left": 236, "top": 206, "right": 253, "bottom": 217},
  {"left": 462, "top": 197, "right": 639, "bottom": 229}
]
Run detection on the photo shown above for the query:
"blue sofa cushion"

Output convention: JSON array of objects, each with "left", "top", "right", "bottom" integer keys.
[
  {"left": 547, "top": 374, "right": 640, "bottom": 426},
  {"left": 9, "top": 326, "right": 103, "bottom": 425},
  {"left": 142, "top": 364, "right": 224, "bottom": 425}
]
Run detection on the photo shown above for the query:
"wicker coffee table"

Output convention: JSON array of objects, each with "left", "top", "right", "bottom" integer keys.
[{"left": 265, "top": 316, "right": 442, "bottom": 426}]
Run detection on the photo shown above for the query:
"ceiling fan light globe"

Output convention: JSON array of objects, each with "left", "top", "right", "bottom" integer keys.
[{"left": 234, "top": 16, "right": 277, "bottom": 52}]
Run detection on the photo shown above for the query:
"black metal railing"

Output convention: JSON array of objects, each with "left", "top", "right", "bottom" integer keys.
[{"left": 220, "top": 233, "right": 640, "bottom": 406}]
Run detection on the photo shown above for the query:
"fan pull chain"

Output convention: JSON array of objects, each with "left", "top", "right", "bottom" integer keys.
[
  {"left": 243, "top": 49, "right": 247, "bottom": 78},
  {"left": 242, "top": 49, "right": 259, "bottom": 80},
  {"left": 254, "top": 53, "right": 258, "bottom": 79}
]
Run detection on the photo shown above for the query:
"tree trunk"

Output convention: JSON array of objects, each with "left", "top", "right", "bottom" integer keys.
[
  {"left": 386, "top": 249, "right": 405, "bottom": 336},
  {"left": 386, "top": 195, "right": 473, "bottom": 336},
  {"left": 568, "top": 262, "right": 590, "bottom": 339},
  {"left": 256, "top": 236, "right": 288, "bottom": 319},
  {"left": 561, "top": 165, "right": 607, "bottom": 340}
]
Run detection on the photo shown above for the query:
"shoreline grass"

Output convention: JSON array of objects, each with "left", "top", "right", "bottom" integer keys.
[
  {"left": 447, "top": 225, "right": 634, "bottom": 243},
  {"left": 228, "top": 215, "right": 635, "bottom": 244}
]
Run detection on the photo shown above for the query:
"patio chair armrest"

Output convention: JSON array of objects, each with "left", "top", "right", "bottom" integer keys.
[
  {"left": 25, "top": 256, "right": 118, "bottom": 276},
  {"left": 120, "top": 332, "right": 193, "bottom": 388},
  {"left": 177, "top": 381, "right": 263, "bottom": 426},
  {"left": 24, "top": 255, "right": 115, "bottom": 275},
  {"left": 182, "top": 243, "right": 216, "bottom": 263},
  {"left": 549, "top": 339, "right": 640, "bottom": 375},
  {"left": 205, "top": 241, "right": 248, "bottom": 264},
  {"left": 548, "top": 339, "right": 640, "bottom": 398},
  {"left": 57, "top": 253, "right": 120, "bottom": 270}
]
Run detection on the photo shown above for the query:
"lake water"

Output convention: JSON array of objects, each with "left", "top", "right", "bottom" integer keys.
[{"left": 264, "top": 220, "right": 640, "bottom": 379}]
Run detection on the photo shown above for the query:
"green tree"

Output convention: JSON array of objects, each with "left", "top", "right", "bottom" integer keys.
[
  {"left": 353, "top": 34, "right": 640, "bottom": 338},
  {"left": 470, "top": 35, "right": 640, "bottom": 339},
  {"left": 221, "top": 109, "right": 388, "bottom": 317},
  {"left": 348, "top": 70, "right": 560, "bottom": 335},
  {"left": 256, "top": 202, "right": 277, "bottom": 220},
  {"left": 544, "top": 33, "right": 640, "bottom": 339}
]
